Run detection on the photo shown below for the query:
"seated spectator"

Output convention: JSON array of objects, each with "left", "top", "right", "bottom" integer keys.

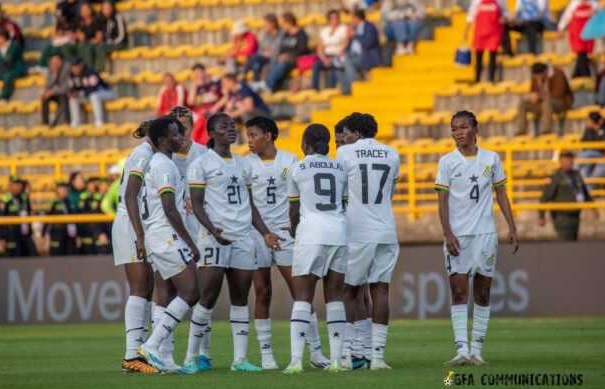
[
  {"left": 516, "top": 62, "right": 574, "bottom": 136},
  {"left": 0, "top": 28, "right": 25, "bottom": 101},
  {"left": 67, "top": 58, "right": 115, "bottom": 127},
  {"left": 225, "top": 21, "right": 258, "bottom": 75},
  {"left": 213, "top": 73, "right": 270, "bottom": 123},
  {"left": 502, "top": 0, "right": 550, "bottom": 56},
  {"left": 244, "top": 14, "right": 282, "bottom": 82},
  {"left": 382, "top": 0, "right": 424, "bottom": 55},
  {"left": 156, "top": 72, "right": 187, "bottom": 116},
  {"left": 598, "top": 68, "right": 605, "bottom": 106},
  {"left": 100, "top": 0, "right": 128, "bottom": 52},
  {"left": 264, "top": 12, "right": 308, "bottom": 92},
  {"left": 38, "top": 20, "right": 77, "bottom": 69},
  {"left": 41, "top": 53, "right": 71, "bottom": 127},
  {"left": 0, "top": 5, "right": 24, "bottom": 51},
  {"left": 342, "top": 9, "right": 382, "bottom": 94},
  {"left": 187, "top": 63, "right": 221, "bottom": 145},
  {"left": 558, "top": 0, "right": 599, "bottom": 78},
  {"left": 75, "top": 2, "right": 106, "bottom": 71},
  {"left": 312, "top": 10, "right": 349, "bottom": 91},
  {"left": 56, "top": 0, "right": 80, "bottom": 32},
  {"left": 578, "top": 111, "right": 605, "bottom": 183}
]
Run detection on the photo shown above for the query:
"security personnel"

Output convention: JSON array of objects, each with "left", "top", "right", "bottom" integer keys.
[
  {"left": 78, "top": 177, "right": 102, "bottom": 254},
  {"left": 539, "top": 151, "right": 593, "bottom": 241},
  {"left": 94, "top": 177, "right": 111, "bottom": 254},
  {"left": 0, "top": 176, "right": 37, "bottom": 257},
  {"left": 43, "top": 182, "right": 78, "bottom": 256}
]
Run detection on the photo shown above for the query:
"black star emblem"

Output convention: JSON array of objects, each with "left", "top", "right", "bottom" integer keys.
[
  {"left": 267, "top": 176, "right": 276, "bottom": 185},
  {"left": 469, "top": 174, "right": 479, "bottom": 183},
  {"left": 230, "top": 175, "right": 238, "bottom": 184},
  {"left": 299, "top": 332, "right": 306, "bottom": 338},
  {"left": 333, "top": 332, "right": 340, "bottom": 338}
]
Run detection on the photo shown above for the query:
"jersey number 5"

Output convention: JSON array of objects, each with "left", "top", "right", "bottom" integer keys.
[
  {"left": 314, "top": 173, "right": 336, "bottom": 211},
  {"left": 359, "top": 163, "right": 391, "bottom": 204}
]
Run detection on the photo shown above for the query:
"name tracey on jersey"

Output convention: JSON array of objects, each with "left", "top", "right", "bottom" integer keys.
[{"left": 355, "top": 149, "right": 389, "bottom": 159}]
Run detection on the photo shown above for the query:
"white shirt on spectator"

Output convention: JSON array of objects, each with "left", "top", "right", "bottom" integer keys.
[
  {"left": 558, "top": 0, "right": 599, "bottom": 30},
  {"left": 319, "top": 24, "right": 349, "bottom": 56},
  {"left": 466, "top": 0, "right": 509, "bottom": 22}
]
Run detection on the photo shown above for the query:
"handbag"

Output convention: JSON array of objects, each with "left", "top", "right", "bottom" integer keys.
[{"left": 454, "top": 46, "right": 471, "bottom": 67}]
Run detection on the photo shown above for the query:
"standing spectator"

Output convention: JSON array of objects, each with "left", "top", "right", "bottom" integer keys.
[
  {"left": 41, "top": 53, "right": 71, "bottom": 127},
  {"left": 578, "top": 111, "right": 605, "bottom": 183},
  {"left": 343, "top": 9, "right": 382, "bottom": 94},
  {"left": 68, "top": 171, "right": 85, "bottom": 213},
  {"left": 312, "top": 10, "right": 349, "bottom": 91},
  {"left": 225, "top": 21, "right": 258, "bottom": 75},
  {"left": 213, "top": 73, "right": 270, "bottom": 123},
  {"left": 37, "top": 21, "right": 77, "bottom": 69},
  {"left": 264, "top": 12, "right": 308, "bottom": 92},
  {"left": 0, "top": 28, "right": 25, "bottom": 101},
  {"left": 0, "top": 176, "right": 37, "bottom": 257},
  {"left": 381, "top": 0, "right": 425, "bottom": 55},
  {"left": 67, "top": 58, "right": 115, "bottom": 127},
  {"left": 516, "top": 62, "right": 574, "bottom": 136},
  {"left": 100, "top": 0, "right": 128, "bottom": 52},
  {"left": 503, "top": 0, "right": 549, "bottom": 55},
  {"left": 539, "top": 152, "right": 593, "bottom": 241},
  {"left": 43, "top": 182, "right": 78, "bottom": 256},
  {"left": 156, "top": 72, "right": 187, "bottom": 116},
  {"left": 464, "top": 0, "right": 509, "bottom": 83},
  {"left": 244, "top": 14, "right": 282, "bottom": 82},
  {"left": 0, "top": 5, "right": 24, "bottom": 51},
  {"left": 558, "top": 0, "right": 599, "bottom": 78},
  {"left": 187, "top": 63, "right": 221, "bottom": 145},
  {"left": 75, "top": 2, "right": 106, "bottom": 71}
]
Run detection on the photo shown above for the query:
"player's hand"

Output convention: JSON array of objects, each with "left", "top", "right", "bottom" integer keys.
[
  {"left": 98, "top": 233, "right": 108, "bottom": 246},
  {"left": 508, "top": 229, "right": 520, "bottom": 255},
  {"left": 538, "top": 216, "right": 546, "bottom": 227},
  {"left": 185, "top": 198, "right": 193, "bottom": 215},
  {"left": 445, "top": 233, "right": 460, "bottom": 257},
  {"left": 0, "top": 239, "right": 6, "bottom": 254},
  {"left": 212, "top": 228, "right": 233, "bottom": 245},
  {"left": 264, "top": 232, "right": 284, "bottom": 251},
  {"left": 135, "top": 236, "right": 147, "bottom": 260},
  {"left": 190, "top": 246, "right": 201, "bottom": 263}
]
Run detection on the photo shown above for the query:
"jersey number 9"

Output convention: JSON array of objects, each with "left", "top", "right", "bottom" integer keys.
[{"left": 314, "top": 173, "right": 336, "bottom": 211}]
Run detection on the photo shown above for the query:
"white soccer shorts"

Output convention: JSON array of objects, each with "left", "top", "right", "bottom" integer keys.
[
  {"left": 252, "top": 226, "right": 294, "bottom": 268},
  {"left": 292, "top": 243, "right": 347, "bottom": 278},
  {"left": 345, "top": 242, "right": 400, "bottom": 286},
  {"left": 443, "top": 233, "right": 498, "bottom": 277},
  {"left": 196, "top": 230, "right": 257, "bottom": 271},
  {"left": 146, "top": 235, "right": 192, "bottom": 280},
  {"left": 112, "top": 213, "right": 143, "bottom": 266}
]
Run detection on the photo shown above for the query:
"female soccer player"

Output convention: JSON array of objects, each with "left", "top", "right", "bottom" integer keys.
[
  {"left": 435, "top": 110, "right": 519, "bottom": 366},
  {"left": 112, "top": 119, "right": 157, "bottom": 373},
  {"left": 183, "top": 113, "right": 281, "bottom": 373},
  {"left": 284, "top": 124, "right": 348, "bottom": 374},
  {"left": 136, "top": 117, "right": 200, "bottom": 371},
  {"left": 245, "top": 117, "right": 329, "bottom": 370}
]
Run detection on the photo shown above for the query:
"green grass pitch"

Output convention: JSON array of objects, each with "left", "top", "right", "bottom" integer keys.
[{"left": 1, "top": 318, "right": 604, "bottom": 388}]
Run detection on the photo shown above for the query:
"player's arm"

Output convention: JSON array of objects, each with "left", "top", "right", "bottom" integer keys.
[
  {"left": 160, "top": 190, "right": 200, "bottom": 262},
  {"left": 495, "top": 185, "right": 519, "bottom": 254},
  {"left": 124, "top": 174, "right": 146, "bottom": 259},
  {"left": 249, "top": 189, "right": 283, "bottom": 250},
  {"left": 435, "top": 158, "right": 459, "bottom": 256},
  {"left": 287, "top": 167, "right": 300, "bottom": 238}
]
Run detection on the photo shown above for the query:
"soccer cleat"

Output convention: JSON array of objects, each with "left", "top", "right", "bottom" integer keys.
[
  {"left": 364, "top": 357, "right": 371, "bottom": 369},
  {"left": 231, "top": 359, "right": 263, "bottom": 372},
  {"left": 310, "top": 352, "right": 331, "bottom": 369},
  {"left": 325, "top": 360, "right": 347, "bottom": 373},
  {"left": 283, "top": 360, "right": 303, "bottom": 375},
  {"left": 370, "top": 359, "right": 392, "bottom": 370},
  {"left": 469, "top": 355, "right": 488, "bottom": 366},
  {"left": 261, "top": 354, "right": 279, "bottom": 370},
  {"left": 197, "top": 355, "right": 212, "bottom": 371},
  {"left": 121, "top": 357, "right": 159, "bottom": 374},
  {"left": 162, "top": 355, "right": 182, "bottom": 374},
  {"left": 137, "top": 344, "right": 165, "bottom": 370},
  {"left": 351, "top": 356, "right": 367, "bottom": 370},
  {"left": 179, "top": 356, "right": 199, "bottom": 375},
  {"left": 444, "top": 354, "right": 470, "bottom": 367}
]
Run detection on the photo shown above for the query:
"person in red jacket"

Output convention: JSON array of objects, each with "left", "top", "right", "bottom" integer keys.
[
  {"left": 464, "top": 0, "right": 509, "bottom": 83},
  {"left": 156, "top": 73, "right": 187, "bottom": 116},
  {"left": 225, "top": 21, "right": 259, "bottom": 75},
  {"left": 558, "top": 0, "right": 599, "bottom": 78}
]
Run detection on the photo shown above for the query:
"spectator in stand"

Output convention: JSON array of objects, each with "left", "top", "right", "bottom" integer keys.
[
  {"left": 56, "top": 0, "right": 80, "bottom": 31},
  {"left": 156, "top": 72, "right": 187, "bottom": 116},
  {"left": 244, "top": 14, "right": 282, "bottom": 82},
  {"left": 68, "top": 171, "right": 85, "bottom": 213},
  {"left": 213, "top": 73, "right": 270, "bottom": 123},
  {"left": 100, "top": 0, "right": 128, "bottom": 52},
  {"left": 312, "top": 10, "right": 349, "bottom": 91},
  {"left": 263, "top": 12, "right": 308, "bottom": 92},
  {"left": 75, "top": 2, "right": 106, "bottom": 71},
  {"left": 0, "top": 28, "right": 25, "bottom": 101},
  {"left": 225, "top": 21, "right": 258, "bottom": 75},
  {"left": 578, "top": 111, "right": 605, "bottom": 184},
  {"left": 381, "top": 0, "right": 425, "bottom": 55},
  {"left": 342, "top": 9, "right": 381, "bottom": 94},
  {"left": 38, "top": 20, "right": 77, "bottom": 69},
  {"left": 516, "top": 62, "right": 574, "bottom": 136},
  {"left": 464, "top": 0, "right": 509, "bottom": 83},
  {"left": 67, "top": 58, "right": 115, "bottom": 127},
  {"left": 0, "top": 5, "right": 24, "bottom": 51},
  {"left": 558, "top": 0, "right": 599, "bottom": 78},
  {"left": 503, "top": 0, "right": 550, "bottom": 56},
  {"left": 41, "top": 53, "right": 71, "bottom": 127},
  {"left": 187, "top": 63, "right": 221, "bottom": 145},
  {"left": 43, "top": 182, "right": 78, "bottom": 256}
]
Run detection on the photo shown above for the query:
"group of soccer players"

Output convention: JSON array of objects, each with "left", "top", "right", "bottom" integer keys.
[{"left": 112, "top": 106, "right": 519, "bottom": 375}]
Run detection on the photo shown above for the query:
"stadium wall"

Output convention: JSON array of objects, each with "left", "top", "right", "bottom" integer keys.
[{"left": 1, "top": 241, "right": 604, "bottom": 324}]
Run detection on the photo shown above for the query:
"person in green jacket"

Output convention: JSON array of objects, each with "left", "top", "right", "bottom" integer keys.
[{"left": 0, "top": 27, "right": 26, "bottom": 101}]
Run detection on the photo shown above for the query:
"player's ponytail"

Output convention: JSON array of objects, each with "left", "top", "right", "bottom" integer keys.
[
  {"left": 303, "top": 124, "right": 330, "bottom": 156},
  {"left": 132, "top": 119, "right": 153, "bottom": 139}
]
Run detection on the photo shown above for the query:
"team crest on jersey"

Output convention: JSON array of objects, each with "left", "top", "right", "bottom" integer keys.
[
  {"left": 280, "top": 167, "right": 289, "bottom": 179},
  {"left": 482, "top": 165, "right": 492, "bottom": 177}
]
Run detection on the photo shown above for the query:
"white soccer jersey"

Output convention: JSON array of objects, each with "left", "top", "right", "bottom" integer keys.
[
  {"left": 187, "top": 149, "right": 252, "bottom": 241},
  {"left": 247, "top": 150, "right": 297, "bottom": 228},
  {"left": 434, "top": 147, "right": 507, "bottom": 236},
  {"left": 288, "top": 154, "right": 347, "bottom": 245},
  {"left": 173, "top": 142, "right": 208, "bottom": 180},
  {"left": 336, "top": 138, "right": 400, "bottom": 243},
  {"left": 116, "top": 141, "right": 154, "bottom": 216},
  {"left": 142, "top": 153, "right": 186, "bottom": 239}
]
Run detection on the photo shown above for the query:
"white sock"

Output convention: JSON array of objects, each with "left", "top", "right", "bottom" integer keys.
[
  {"left": 306, "top": 312, "right": 323, "bottom": 356},
  {"left": 342, "top": 322, "right": 354, "bottom": 359},
  {"left": 371, "top": 322, "right": 388, "bottom": 360},
  {"left": 186, "top": 304, "right": 212, "bottom": 360},
  {"left": 352, "top": 320, "right": 365, "bottom": 358},
  {"left": 451, "top": 304, "right": 469, "bottom": 357},
  {"left": 200, "top": 315, "right": 212, "bottom": 358},
  {"left": 143, "top": 300, "right": 152, "bottom": 340},
  {"left": 230, "top": 305, "right": 250, "bottom": 363},
  {"left": 146, "top": 297, "right": 191, "bottom": 350},
  {"left": 326, "top": 301, "right": 346, "bottom": 363},
  {"left": 159, "top": 331, "right": 175, "bottom": 362},
  {"left": 470, "top": 304, "right": 490, "bottom": 357},
  {"left": 255, "top": 318, "right": 273, "bottom": 356},
  {"left": 152, "top": 304, "right": 172, "bottom": 357},
  {"left": 362, "top": 318, "right": 372, "bottom": 360},
  {"left": 124, "top": 295, "right": 148, "bottom": 360},
  {"left": 290, "top": 301, "right": 311, "bottom": 364},
  {"left": 152, "top": 304, "right": 163, "bottom": 331}
]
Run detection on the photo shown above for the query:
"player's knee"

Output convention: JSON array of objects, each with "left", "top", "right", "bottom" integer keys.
[
  {"left": 473, "top": 289, "right": 490, "bottom": 306},
  {"left": 181, "top": 285, "right": 200, "bottom": 306},
  {"left": 451, "top": 286, "right": 468, "bottom": 305}
]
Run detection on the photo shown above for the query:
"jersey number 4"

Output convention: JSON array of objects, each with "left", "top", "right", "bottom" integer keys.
[
  {"left": 359, "top": 163, "right": 391, "bottom": 204},
  {"left": 470, "top": 184, "right": 479, "bottom": 203}
]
